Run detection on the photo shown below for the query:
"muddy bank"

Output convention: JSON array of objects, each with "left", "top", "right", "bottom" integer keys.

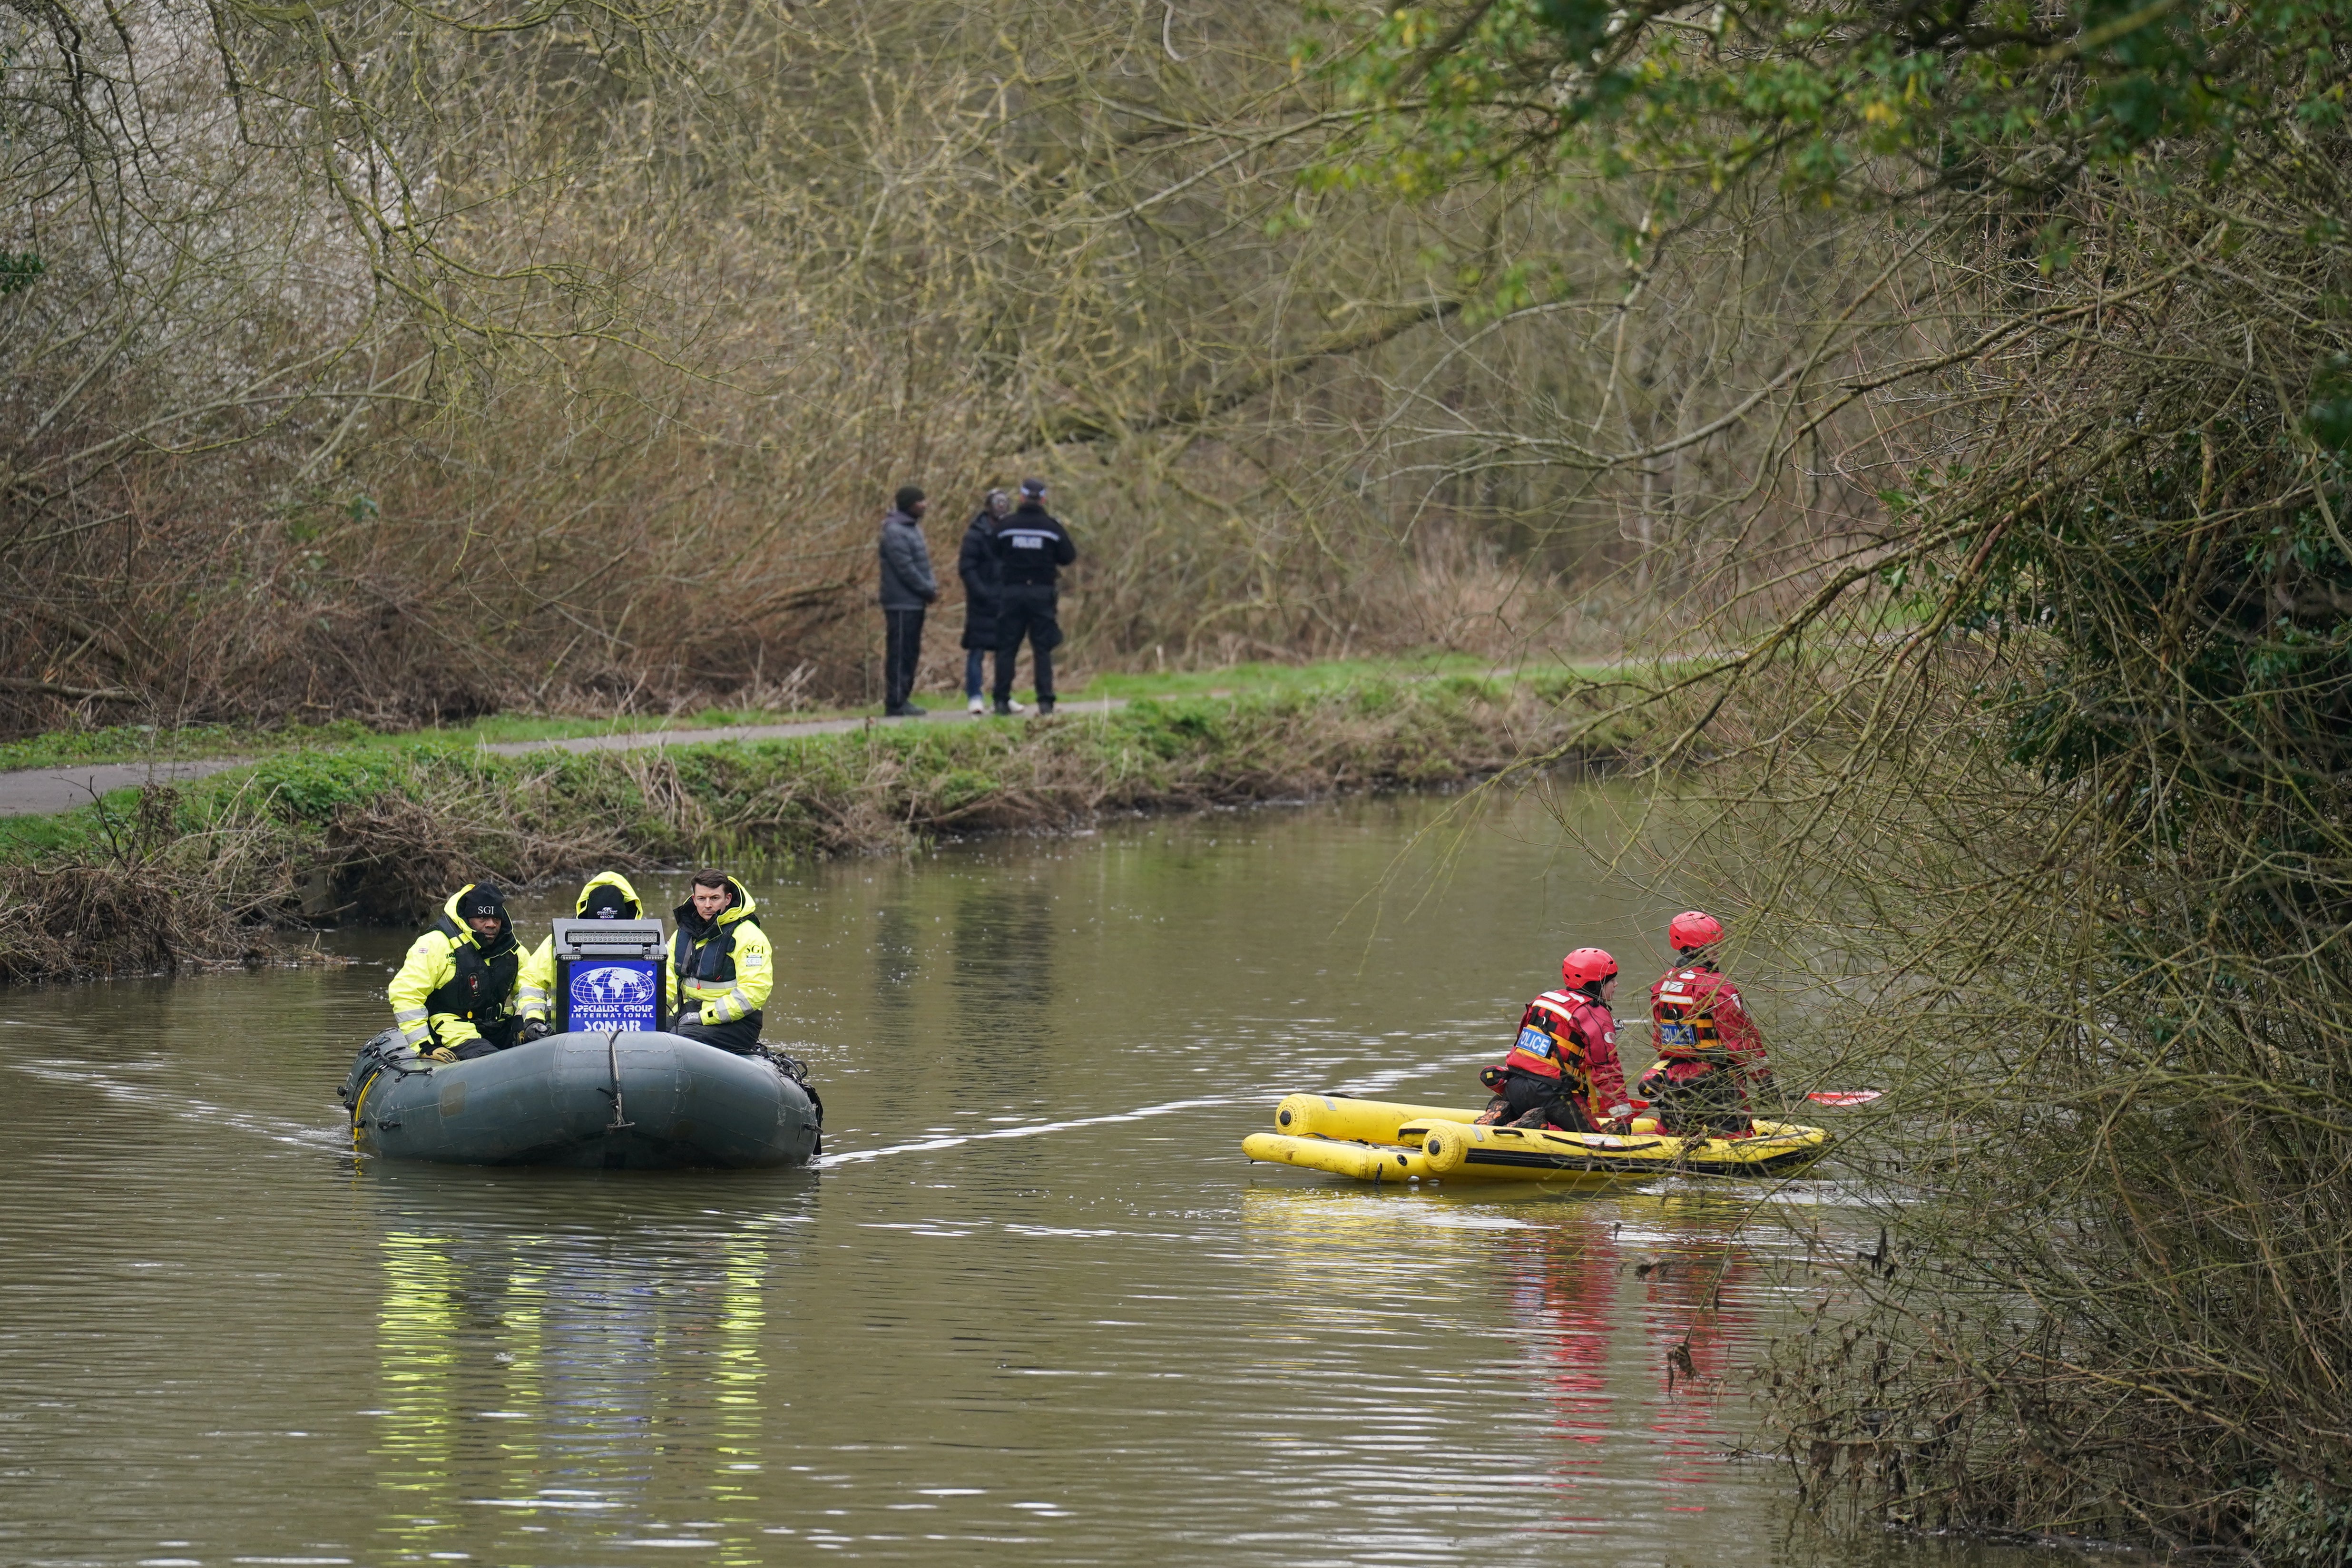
[{"left": 0, "top": 679, "right": 1631, "bottom": 982}]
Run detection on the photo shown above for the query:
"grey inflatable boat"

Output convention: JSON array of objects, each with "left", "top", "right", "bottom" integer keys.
[{"left": 338, "top": 1029, "right": 822, "bottom": 1170}]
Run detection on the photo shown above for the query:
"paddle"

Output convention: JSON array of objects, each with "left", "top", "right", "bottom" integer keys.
[{"left": 1628, "top": 1090, "right": 1881, "bottom": 1108}]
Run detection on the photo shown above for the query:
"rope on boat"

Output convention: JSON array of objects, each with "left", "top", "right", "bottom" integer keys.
[{"left": 602, "top": 1029, "right": 634, "bottom": 1132}]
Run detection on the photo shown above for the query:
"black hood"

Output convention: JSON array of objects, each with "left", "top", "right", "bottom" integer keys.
[{"left": 441, "top": 882, "right": 515, "bottom": 951}]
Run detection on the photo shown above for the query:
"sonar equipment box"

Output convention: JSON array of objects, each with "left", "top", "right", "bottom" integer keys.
[{"left": 550, "top": 918, "right": 666, "bottom": 1033}]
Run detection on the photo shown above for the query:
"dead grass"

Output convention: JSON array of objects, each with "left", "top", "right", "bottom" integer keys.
[{"left": 0, "top": 679, "right": 1636, "bottom": 981}]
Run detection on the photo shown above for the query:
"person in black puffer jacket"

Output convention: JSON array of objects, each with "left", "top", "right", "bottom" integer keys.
[
  {"left": 877, "top": 485, "right": 939, "bottom": 717},
  {"left": 958, "top": 489, "right": 1016, "bottom": 715}
]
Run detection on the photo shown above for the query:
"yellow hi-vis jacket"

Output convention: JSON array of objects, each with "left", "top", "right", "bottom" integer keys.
[
  {"left": 665, "top": 875, "right": 773, "bottom": 1027},
  {"left": 515, "top": 871, "right": 646, "bottom": 1023},
  {"left": 386, "top": 885, "right": 522, "bottom": 1051}
]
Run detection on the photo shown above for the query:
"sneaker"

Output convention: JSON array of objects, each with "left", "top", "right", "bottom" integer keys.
[
  {"left": 967, "top": 696, "right": 987, "bottom": 715},
  {"left": 885, "top": 704, "right": 928, "bottom": 718},
  {"left": 1036, "top": 700, "right": 1055, "bottom": 715},
  {"left": 1006, "top": 698, "right": 1026, "bottom": 714},
  {"left": 992, "top": 702, "right": 1013, "bottom": 716}
]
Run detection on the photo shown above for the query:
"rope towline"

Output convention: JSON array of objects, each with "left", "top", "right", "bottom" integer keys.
[{"left": 602, "top": 1029, "right": 635, "bottom": 1132}]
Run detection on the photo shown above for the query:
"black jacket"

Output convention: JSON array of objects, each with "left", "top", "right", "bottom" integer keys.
[
  {"left": 877, "top": 510, "right": 939, "bottom": 611},
  {"left": 992, "top": 503, "right": 1077, "bottom": 588},
  {"left": 958, "top": 511, "right": 1003, "bottom": 648}
]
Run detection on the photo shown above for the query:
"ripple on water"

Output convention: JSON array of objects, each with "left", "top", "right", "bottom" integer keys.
[{"left": 0, "top": 796, "right": 2062, "bottom": 1568}]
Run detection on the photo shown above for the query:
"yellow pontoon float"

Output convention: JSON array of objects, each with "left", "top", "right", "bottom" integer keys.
[{"left": 1242, "top": 1093, "right": 1832, "bottom": 1184}]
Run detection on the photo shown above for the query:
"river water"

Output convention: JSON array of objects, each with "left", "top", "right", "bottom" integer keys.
[{"left": 0, "top": 791, "right": 2060, "bottom": 1568}]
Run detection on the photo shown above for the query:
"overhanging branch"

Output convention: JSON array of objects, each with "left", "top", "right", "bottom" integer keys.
[{"left": 1023, "top": 296, "right": 1461, "bottom": 449}]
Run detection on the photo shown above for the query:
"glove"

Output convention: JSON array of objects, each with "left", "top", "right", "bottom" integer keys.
[
  {"left": 518, "top": 1018, "right": 552, "bottom": 1043},
  {"left": 428, "top": 1047, "right": 457, "bottom": 1063}
]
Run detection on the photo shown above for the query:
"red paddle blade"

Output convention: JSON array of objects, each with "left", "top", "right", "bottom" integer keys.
[{"left": 1806, "top": 1090, "right": 1882, "bottom": 1106}]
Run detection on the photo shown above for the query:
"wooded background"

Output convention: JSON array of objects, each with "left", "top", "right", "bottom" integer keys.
[
  {"left": 1, "top": 0, "right": 1870, "bottom": 729},
  {"left": 12, "top": 0, "right": 2352, "bottom": 1551}
]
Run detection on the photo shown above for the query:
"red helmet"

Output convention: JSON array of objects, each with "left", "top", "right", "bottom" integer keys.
[
  {"left": 1560, "top": 947, "right": 1619, "bottom": 990},
  {"left": 1668, "top": 910, "right": 1725, "bottom": 950}
]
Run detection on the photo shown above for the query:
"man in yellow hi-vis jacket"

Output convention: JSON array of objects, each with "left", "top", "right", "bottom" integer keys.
[
  {"left": 387, "top": 882, "right": 523, "bottom": 1060},
  {"left": 665, "top": 870, "right": 773, "bottom": 1054},
  {"left": 513, "top": 871, "right": 647, "bottom": 1036}
]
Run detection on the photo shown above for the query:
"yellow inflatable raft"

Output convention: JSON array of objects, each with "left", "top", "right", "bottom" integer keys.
[{"left": 1245, "top": 1094, "right": 1832, "bottom": 1184}]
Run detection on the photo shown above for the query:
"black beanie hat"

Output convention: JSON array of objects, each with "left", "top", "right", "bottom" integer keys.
[
  {"left": 894, "top": 484, "right": 926, "bottom": 512},
  {"left": 580, "top": 884, "right": 635, "bottom": 920},
  {"left": 459, "top": 883, "right": 506, "bottom": 919}
]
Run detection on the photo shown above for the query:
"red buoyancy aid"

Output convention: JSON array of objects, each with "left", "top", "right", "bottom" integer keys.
[
  {"left": 1648, "top": 966, "right": 1768, "bottom": 1080},
  {"left": 1504, "top": 990, "right": 1632, "bottom": 1118},
  {"left": 1504, "top": 990, "right": 1580, "bottom": 1080}
]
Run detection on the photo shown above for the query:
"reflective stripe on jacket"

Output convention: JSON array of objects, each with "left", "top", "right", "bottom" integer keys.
[
  {"left": 1503, "top": 990, "right": 1581, "bottom": 1080},
  {"left": 386, "top": 884, "right": 520, "bottom": 1050},
  {"left": 1503, "top": 989, "right": 1629, "bottom": 1122},
  {"left": 516, "top": 871, "right": 646, "bottom": 1023},
  {"left": 991, "top": 503, "right": 1076, "bottom": 586},
  {"left": 665, "top": 875, "right": 774, "bottom": 1027},
  {"left": 1648, "top": 966, "right": 1769, "bottom": 1085}
]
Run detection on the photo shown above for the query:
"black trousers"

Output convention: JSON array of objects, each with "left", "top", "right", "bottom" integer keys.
[
  {"left": 672, "top": 1015, "right": 764, "bottom": 1055},
  {"left": 883, "top": 608, "right": 927, "bottom": 711},
  {"left": 1480, "top": 1067, "right": 1597, "bottom": 1131},
  {"left": 994, "top": 585, "right": 1060, "bottom": 706},
  {"left": 447, "top": 1016, "right": 517, "bottom": 1060}
]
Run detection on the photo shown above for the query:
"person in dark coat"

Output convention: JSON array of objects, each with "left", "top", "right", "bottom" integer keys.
[
  {"left": 877, "top": 485, "right": 939, "bottom": 717},
  {"left": 959, "top": 489, "right": 1018, "bottom": 715},
  {"left": 991, "top": 478, "right": 1078, "bottom": 715}
]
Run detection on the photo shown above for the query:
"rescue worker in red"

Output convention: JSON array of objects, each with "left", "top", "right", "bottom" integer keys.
[
  {"left": 1476, "top": 947, "right": 1635, "bottom": 1131},
  {"left": 1642, "top": 910, "right": 1773, "bottom": 1137}
]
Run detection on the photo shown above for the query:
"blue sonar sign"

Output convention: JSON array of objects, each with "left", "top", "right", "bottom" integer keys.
[{"left": 565, "top": 959, "right": 662, "bottom": 1032}]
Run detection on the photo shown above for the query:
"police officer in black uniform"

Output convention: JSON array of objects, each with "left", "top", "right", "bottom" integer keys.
[{"left": 991, "top": 478, "right": 1077, "bottom": 715}]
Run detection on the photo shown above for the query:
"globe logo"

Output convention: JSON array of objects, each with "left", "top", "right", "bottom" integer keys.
[
  {"left": 575, "top": 965, "right": 658, "bottom": 1009},
  {"left": 570, "top": 963, "right": 659, "bottom": 1031}
]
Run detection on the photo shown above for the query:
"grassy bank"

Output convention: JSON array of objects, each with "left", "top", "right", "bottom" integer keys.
[
  {"left": 0, "top": 652, "right": 1543, "bottom": 774},
  {"left": 0, "top": 675, "right": 1635, "bottom": 982},
  {"left": 0, "top": 706, "right": 825, "bottom": 775}
]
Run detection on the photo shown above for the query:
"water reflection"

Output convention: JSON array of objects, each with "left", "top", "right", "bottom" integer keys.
[
  {"left": 950, "top": 881, "right": 1059, "bottom": 1076},
  {"left": 1634, "top": 1200, "right": 1763, "bottom": 1518},
  {"left": 364, "top": 1175, "right": 800, "bottom": 1562},
  {"left": 375, "top": 1230, "right": 460, "bottom": 1558},
  {"left": 1232, "top": 1181, "right": 1809, "bottom": 1557},
  {"left": 0, "top": 795, "right": 2075, "bottom": 1568},
  {"left": 1497, "top": 1218, "right": 1622, "bottom": 1534}
]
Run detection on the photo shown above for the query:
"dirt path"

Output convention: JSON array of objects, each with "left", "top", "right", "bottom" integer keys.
[{"left": 0, "top": 700, "right": 1125, "bottom": 819}]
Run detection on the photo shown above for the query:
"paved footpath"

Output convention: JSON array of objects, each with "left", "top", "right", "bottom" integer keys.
[{"left": 0, "top": 700, "right": 1124, "bottom": 819}]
